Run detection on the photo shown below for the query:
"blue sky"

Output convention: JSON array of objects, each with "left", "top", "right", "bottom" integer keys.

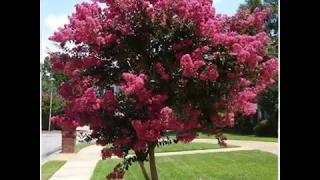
[{"left": 40, "top": 0, "right": 245, "bottom": 62}]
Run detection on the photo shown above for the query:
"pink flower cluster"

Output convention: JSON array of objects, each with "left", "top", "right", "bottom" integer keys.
[
  {"left": 120, "top": 73, "right": 145, "bottom": 94},
  {"left": 101, "top": 147, "right": 124, "bottom": 159},
  {"left": 100, "top": 90, "right": 117, "bottom": 113},
  {"left": 260, "top": 58, "right": 279, "bottom": 84},
  {"left": 132, "top": 139, "right": 148, "bottom": 151},
  {"left": 156, "top": 63, "right": 169, "bottom": 80},
  {"left": 230, "top": 8, "right": 271, "bottom": 31},
  {"left": 132, "top": 120, "right": 164, "bottom": 142},
  {"left": 210, "top": 111, "right": 235, "bottom": 128},
  {"left": 51, "top": 84, "right": 117, "bottom": 130},
  {"left": 159, "top": 105, "right": 202, "bottom": 131},
  {"left": 177, "top": 133, "right": 198, "bottom": 143},
  {"left": 180, "top": 54, "right": 195, "bottom": 77},
  {"left": 200, "top": 64, "right": 219, "bottom": 81},
  {"left": 106, "top": 163, "right": 125, "bottom": 180}
]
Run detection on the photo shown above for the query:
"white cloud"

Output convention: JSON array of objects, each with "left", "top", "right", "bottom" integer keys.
[
  {"left": 40, "top": 38, "right": 46, "bottom": 63},
  {"left": 41, "top": 14, "right": 69, "bottom": 62},
  {"left": 214, "top": 0, "right": 224, "bottom": 3},
  {"left": 40, "top": 38, "right": 61, "bottom": 63},
  {"left": 44, "top": 14, "right": 69, "bottom": 31},
  {"left": 40, "top": 38, "right": 77, "bottom": 63}
]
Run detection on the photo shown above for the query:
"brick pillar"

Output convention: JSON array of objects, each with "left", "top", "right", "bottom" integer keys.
[{"left": 61, "top": 129, "right": 76, "bottom": 153}]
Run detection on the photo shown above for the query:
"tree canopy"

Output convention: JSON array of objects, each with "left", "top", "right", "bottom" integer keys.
[{"left": 46, "top": 0, "right": 278, "bottom": 179}]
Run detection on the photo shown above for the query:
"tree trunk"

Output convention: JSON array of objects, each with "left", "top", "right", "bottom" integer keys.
[
  {"left": 148, "top": 145, "right": 159, "bottom": 180},
  {"left": 139, "top": 161, "right": 150, "bottom": 180}
]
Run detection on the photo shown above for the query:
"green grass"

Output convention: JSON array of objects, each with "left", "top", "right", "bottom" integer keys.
[
  {"left": 90, "top": 150, "right": 278, "bottom": 180},
  {"left": 155, "top": 142, "right": 238, "bottom": 153},
  {"left": 41, "top": 160, "right": 67, "bottom": 180},
  {"left": 76, "top": 142, "right": 94, "bottom": 153},
  {"left": 128, "top": 142, "right": 238, "bottom": 155},
  {"left": 198, "top": 133, "right": 278, "bottom": 142},
  {"left": 75, "top": 141, "right": 237, "bottom": 155}
]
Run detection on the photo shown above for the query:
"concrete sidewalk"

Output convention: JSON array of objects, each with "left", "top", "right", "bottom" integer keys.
[{"left": 48, "top": 139, "right": 278, "bottom": 180}]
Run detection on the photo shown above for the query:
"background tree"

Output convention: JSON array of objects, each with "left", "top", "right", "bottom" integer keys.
[
  {"left": 239, "top": 0, "right": 264, "bottom": 11},
  {"left": 41, "top": 92, "right": 68, "bottom": 130},
  {"left": 47, "top": 0, "right": 278, "bottom": 179},
  {"left": 236, "top": 0, "right": 278, "bottom": 137},
  {"left": 41, "top": 61, "right": 70, "bottom": 130},
  {"left": 41, "top": 61, "right": 70, "bottom": 91}
]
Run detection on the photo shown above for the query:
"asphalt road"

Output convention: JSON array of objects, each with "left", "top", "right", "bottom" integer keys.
[
  {"left": 41, "top": 131, "right": 91, "bottom": 162},
  {"left": 41, "top": 132, "right": 62, "bottom": 161}
]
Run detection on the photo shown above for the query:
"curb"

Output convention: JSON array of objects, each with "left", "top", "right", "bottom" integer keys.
[{"left": 42, "top": 147, "right": 62, "bottom": 164}]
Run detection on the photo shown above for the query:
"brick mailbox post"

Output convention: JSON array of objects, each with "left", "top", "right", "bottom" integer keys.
[{"left": 61, "top": 129, "right": 76, "bottom": 153}]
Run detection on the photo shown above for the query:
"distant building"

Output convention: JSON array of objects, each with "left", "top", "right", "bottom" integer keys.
[
  {"left": 248, "top": 103, "right": 270, "bottom": 125},
  {"left": 96, "top": 85, "right": 120, "bottom": 97},
  {"left": 110, "top": 85, "right": 120, "bottom": 94}
]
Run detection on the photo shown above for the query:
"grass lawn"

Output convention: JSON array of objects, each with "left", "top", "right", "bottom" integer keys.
[
  {"left": 76, "top": 141, "right": 238, "bottom": 155},
  {"left": 41, "top": 160, "right": 67, "bottom": 180},
  {"left": 90, "top": 150, "right": 278, "bottom": 180},
  {"left": 198, "top": 133, "right": 278, "bottom": 142},
  {"left": 128, "top": 142, "right": 238, "bottom": 155},
  {"left": 76, "top": 142, "right": 94, "bottom": 153}
]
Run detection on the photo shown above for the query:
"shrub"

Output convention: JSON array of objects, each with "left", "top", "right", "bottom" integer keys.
[
  {"left": 234, "top": 117, "right": 255, "bottom": 135},
  {"left": 254, "top": 119, "right": 277, "bottom": 137}
]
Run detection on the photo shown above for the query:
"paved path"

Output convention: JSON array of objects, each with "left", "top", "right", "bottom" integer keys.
[
  {"left": 195, "top": 139, "right": 278, "bottom": 155},
  {"left": 48, "top": 139, "right": 278, "bottom": 180}
]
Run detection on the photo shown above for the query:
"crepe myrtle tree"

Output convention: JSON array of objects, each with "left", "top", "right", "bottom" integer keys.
[{"left": 46, "top": 0, "right": 278, "bottom": 179}]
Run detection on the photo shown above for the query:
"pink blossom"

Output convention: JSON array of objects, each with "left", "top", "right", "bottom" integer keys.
[
  {"left": 101, "top": 148, "right": 112, "bottom": 160},
  {"left": 121, "top": 73, "right": 145, "bottom": 94},
  {"left": 177, "top": 133, "right": 198, "bottom": 143},
  {"left": 180, "top": 54, "right": 195, "bottom": 77},
  {"left": 132, "top": 140, "right": 147, "bottom": 151},
  {"left": 156, "top": 63, "right": 169, "bottom": 80},
  {"left": 239, "top": 78, "right": 251, "bottom": 86}
]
